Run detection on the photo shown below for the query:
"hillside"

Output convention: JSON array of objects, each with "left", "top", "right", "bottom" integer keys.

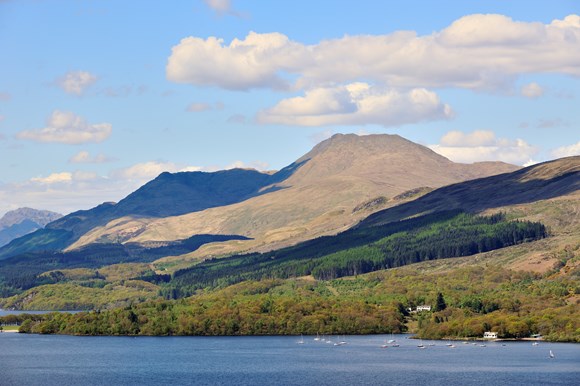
[
  {"left": 65, "top": 134, "right": 519, "bottom": 261},
  {"left": 359, "top": 156, "right": 580, "bottom": 228},
  {"left": 0, "top": 168, "right": 287, "bottom": 259},
  {"left": 159, "top": 157, "right": 578, "bottom": 294},
  {"left": 1, "top": 156, "right": 578, "bottom": 343},
  {"left": 0, "top": 208, "right": 62, "bottom": 247}
]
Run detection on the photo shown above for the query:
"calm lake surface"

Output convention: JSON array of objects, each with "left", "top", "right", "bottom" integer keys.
[{"left": 1, "top": 334, "right": 578, "bottom": 386}]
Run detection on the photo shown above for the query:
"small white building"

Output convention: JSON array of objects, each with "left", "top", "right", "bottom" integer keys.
[
  {"left": 416, "top": 305, "right": 431, "bottom": 312},
  {"left": 483, "top": 331, "right": 498, "bottom": 339}
]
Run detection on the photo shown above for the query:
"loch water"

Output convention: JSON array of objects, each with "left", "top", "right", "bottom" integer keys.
[{"left": 1, "top": 334, "right": 578, "bottom": 385}]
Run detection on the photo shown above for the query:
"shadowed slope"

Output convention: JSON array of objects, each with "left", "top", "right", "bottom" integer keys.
[{"left": 359, "top": 156, "right": 580, "bottom": 228}]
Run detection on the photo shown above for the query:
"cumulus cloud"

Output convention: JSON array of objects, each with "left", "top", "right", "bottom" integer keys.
[
  {"left": 551, "top": 141, "right": 580, "bottom": 158},
  {"left": 429, "top": 130, "right": 538, "bottom": 165},
  {"left": 57, "top": 70, "right": 97, "bottom": 95},
  {"left": 257, "top": 83, "right": 453, "bottom": 127},
  {"left": 69, "top": 151, "right": 115, "bottom": 164},
  {"left": 167, "top": 32, "right": 307, "bottom": 90},
  {"left": 16, "top": 110, "right": 112, "bottom": 144},
  {"left": 167, "top": 14, "right": 580, "bottom": 92},
  {"left": 521, "top": 82, "right": 544, "bottom": 98}
]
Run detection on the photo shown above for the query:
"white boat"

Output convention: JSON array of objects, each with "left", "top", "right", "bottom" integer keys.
[
  {"left": 297, "top": 335, "right": 304, "bottom": 344},
  {"left": 314, "top": 333, "right": 321, "bottom": 341},
  {"left": 532, "top": 342, "right": 539, "bottom": 346},
  {"left": 334, "top": 336, "right": 347, "bottom": 346},
  {"left": 549, "top": 350, "right": 555, "bottom": 358}
]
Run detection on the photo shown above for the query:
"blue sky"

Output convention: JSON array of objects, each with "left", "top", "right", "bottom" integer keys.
[{"left": 0, "top": 0, "right": 579, "bottom": 216}]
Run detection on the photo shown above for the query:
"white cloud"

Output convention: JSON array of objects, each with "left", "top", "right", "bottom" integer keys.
[
  {"left": 521, "top": 82, "right": 544, "bottom": 98},
  {"left": 440, "top": 130, "right": 497, "bottom": 147},
  {"left": 69, "top": 151, "right": 115, "bottom": 164},
  {"left": 429, "top": 130, "right": 538, "bottom": 165},
  {"left": 203, "top": 0, "right": 230, "bottom": 13},
  {"left": 16, "top": 110, "right": 112, "bottom": 144},
  {"left": 551, "top": 141, "right": 580, "bottom": 158},
  {"left": 203, "top": 0, "right": 245, "bottom": 18},
  {"left": 57, "top": 70, "right": 97, "bottom": 95},
  {"left": 167, "top": 14, "right": 580, "bottom": 92},
  {"left": 186, "top": 102, "right": 211, "bottom": 112},
  {"left": 257, "top": 83, "right": 452, "bottom": 127},
  {"left": 167, "top": 32, "right": 307, "bottom": 90},
  {"left": 31, "top": 172, "right": 73, "bottom": 184}
]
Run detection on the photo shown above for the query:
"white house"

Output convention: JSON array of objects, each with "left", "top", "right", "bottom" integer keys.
[{"left": 483, "top": 331, "right": 498, "bottom": 339}]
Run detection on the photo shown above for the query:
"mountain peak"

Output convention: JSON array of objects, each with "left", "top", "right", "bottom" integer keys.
[
  {"left": 0, "top": 207, "right": 63, "bottom": 248},
  {"left": 0, "top": 207, "right": 62, "bottom": 230},
  {"left": 288, "top": 133, "right": 493, "bottom": 188}
]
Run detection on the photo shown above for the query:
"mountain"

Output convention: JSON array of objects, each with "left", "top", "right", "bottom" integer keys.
[
  {"left": 3, "top": 155, "right": 577, "bottom": 333},
  {"left": 0, "top": 208, "right": 62, "bottom": 247},
  {"left": 0, "top": 134, "right": 519, "bottom": 261},
  {"left": 1, "top": 146, "right": 577, "bottom": 314},
  {"left": 73, "top": 134, "right": 517, "bottom": 259},
  {"left": 0, "top": 168, "right": 289, "bottom": 259},
  {"left": 164, "top": 156, "right": 578, "bottom": 293}
]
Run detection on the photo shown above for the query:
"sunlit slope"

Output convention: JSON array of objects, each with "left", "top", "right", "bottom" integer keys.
[{"left": 68, "top": 134, "right": 518, "bottom": 257}]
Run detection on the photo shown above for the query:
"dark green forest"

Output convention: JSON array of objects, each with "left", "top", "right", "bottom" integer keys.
[
  {"left": 165, "top": 211, "right": 547, "bottom": 298},
  {"left": 0, "top": 234, "right": 248, "bottom": 297}
]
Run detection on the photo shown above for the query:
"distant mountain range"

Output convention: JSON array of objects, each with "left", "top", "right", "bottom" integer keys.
[
  {"left": 0, "top": 134, "right": 519, "bottom": 261},
  {"left": 0, "top": 208, "right": 62, "bottom": 247}
]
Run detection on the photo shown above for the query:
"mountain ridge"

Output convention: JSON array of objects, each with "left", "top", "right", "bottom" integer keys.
[
  {"left": 66, "top": 134, "right": 520, "bottom": 260},
  {"left": 0, "top": 133, "right": 520, "bottom": 260}
]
